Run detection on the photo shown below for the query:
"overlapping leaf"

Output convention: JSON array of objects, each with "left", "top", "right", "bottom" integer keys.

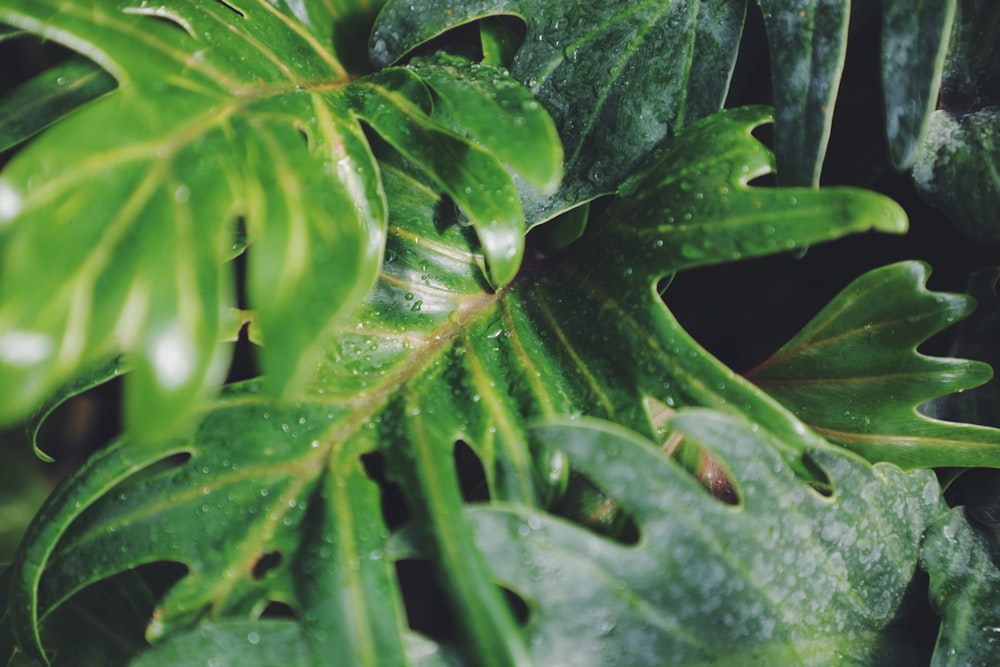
[
  {"left": 460, "top": 411, "right": 943, "bottom": 665},
  {"left": 1, "top": 106, "right": 921, "bottom": 665},
  {"left": 0, "top": 0, "right": 558, "bottom": 440},
  {"left": 370, "top": 0, "right": 746, "bottom": 221},
  {"left": 746, "top": 261, "right": 1000, "bottom": 469}
]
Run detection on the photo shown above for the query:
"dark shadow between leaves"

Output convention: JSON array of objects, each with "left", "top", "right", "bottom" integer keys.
[
  {"left": 453, "top": 440, "right": 490, "bottom": 503},
  {"left": 395, "top": 558, "right": 456, "bottom": 643},
  {"left": 359, "top": 451, "right": 410, "bottom": 531}
]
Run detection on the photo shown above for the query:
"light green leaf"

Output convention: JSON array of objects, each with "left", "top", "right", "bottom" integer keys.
[
  {"left": 464, "top": 411, "right": 943, "bottom": 665},
  {"left": 746, "top": 261, "right": 1000, "bottom": 469},
  {"left": 0, "top": 54, "right": 116, "bottom": 153},
  {"left": 0, "top": 107, "right": 915, "bottom": 664},
  {"left": 921, "top": 507, "right": 1000, "bottom": 665},
  {"left": 881, "top": 0, "right": 956, "bottom": 169},
  {"left": 757, "top": 0, "right": 850, "bottom": 186},
  {"left": 371, "top": 0, "right": 746, "bottom": 222},
  {"left": 0, "top": 1, "right": 553, "bottom": 437}
]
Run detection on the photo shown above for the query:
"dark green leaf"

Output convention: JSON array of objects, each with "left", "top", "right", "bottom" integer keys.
[
  {"left": 465, "top": 411, "right": 943, "bottom": 665},
  {"left": 910, "top": 0, "right": 1000, "bottom": 241},
  {"left": 0, "top": 55, "right": 116, "bottom": 153},
  {"left": 912, "top": 108, "right": 1000, "bottom": 242},
  {"left": 881, "top": 0, "right": 956, "bottom": 169},
  {"left": 746, "top": 261, "right": 1000, "bottom": 469},
  {"left": 922, "top": 507, "right": 1000, "bottom": 665},
  {"left": 371, "top": 0, "right": 746, "bottom": 221},
  {"left": 757, "top": 0, "right": 850, "bottom": 186}
]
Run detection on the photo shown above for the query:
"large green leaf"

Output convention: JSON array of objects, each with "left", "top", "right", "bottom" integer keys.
[
  {"left": 0, "top": 106, "right": 924, "bottom": 665},
  {"left": 370, "top": 0, "right": 746, "bottom": 222},
  {"left": 746, "top": 261, "right": 1000, "bottom": 469},
  {"left": 465, "top": 410, "right": 944, "bottom": 665},
  {"left": 0, "top": 0, "right": 557, "bottom": 439}
]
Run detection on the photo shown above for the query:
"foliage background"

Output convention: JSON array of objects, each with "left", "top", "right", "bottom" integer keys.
[{"left": 0, "top": 0, "right": 998, "bottom": 665}]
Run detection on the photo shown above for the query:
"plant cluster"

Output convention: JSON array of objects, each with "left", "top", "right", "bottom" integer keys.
[{"left": 0, "top": 0, "right": 998, "bottom": 664}]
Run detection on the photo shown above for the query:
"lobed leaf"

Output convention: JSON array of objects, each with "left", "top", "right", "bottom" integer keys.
[
  {"left": 746, "top": 261, "right": 1000, "bottom": 469},
  {"left": 0, "top": 107, "right": 921, "bottom": 664},
  {"left": 465, "top": 411, "right": 944, "bottom": 665},
  {"left": 0, "top": 0, "right": 555, "bottom": 439}
]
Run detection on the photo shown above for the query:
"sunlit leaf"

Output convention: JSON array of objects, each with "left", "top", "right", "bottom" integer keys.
[
  {"left": 371, "top": 0, "right": 746, "bottom": 221},
  {"left": 0, "top": 0, "right": 554, "bottom": 438},
  {"left": 464, "top": 411, "right": 943, "bottom": 665},
  {"left": 746, "top": 261, "right": 1000, "bottom": 469}
]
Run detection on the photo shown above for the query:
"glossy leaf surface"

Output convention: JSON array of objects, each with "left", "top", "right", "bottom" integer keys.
[
  {"left": 371, "top": 0, "right": 746, "bottom": 221},
  {"left": 1, "top": 107, "right": 923, "bottom": 665},
  {"left": 466, "top": 411, "right": 943, "bottom": 665},
  {"left": 747, "top": 261, "right": 1000, "bottom": 469},
  {"left": 0, "top": 0, "right": 555, "bottom": 439}
]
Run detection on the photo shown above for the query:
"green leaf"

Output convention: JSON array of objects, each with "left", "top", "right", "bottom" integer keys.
[
  {"left": 371, "top": 0, "right": 746, "bottom": 221},
  {"left": 910, "top": 0, "right": 1000, "bottom": 241},
  {"left": 746, "top": 261, "right": 1000, "bottom": 469},
  {"left": 0, "top": 107, "right": 914, "bottom": 664},
  {"left": 465, "top": 411, "right": 943, "bottom": 665},
  {"left": 0, "top": 54, "right": 116, "bottom": 153},
  {"left": 757, "top": 0, "right": 850, "bottom": 186},
  {"left": 912, "top": 108, "right": 1000, "bottom": 242},
  {"left": 921, "top": 507, "right": 1000, "bottom": 665},
  {"left": 881, "top": 0, "right": 956, "bottom": 169},
  {"left": 924, "top": 268, "right": 1000, "bottom": 429},
  {"left": 0, "top": 1, "right": 554, "bottom": 438}
]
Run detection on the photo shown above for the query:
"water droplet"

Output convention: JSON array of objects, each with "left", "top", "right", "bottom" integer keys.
[
  {"left": 410, "top": 300, "right": 423, "bottom": 312},
  {"left": 247, "top": 632, "right": 260, "bottom": 645}
]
